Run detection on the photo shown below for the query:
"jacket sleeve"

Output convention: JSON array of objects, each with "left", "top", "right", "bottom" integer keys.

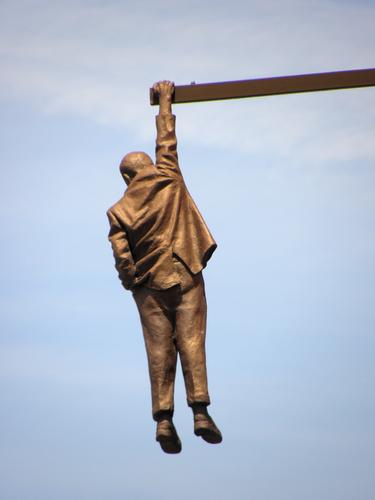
[
  {"left": 107, "top": 209, "right": 136, "bottom": 290},
  {"left": 155, "top": 113, "right": 182, "bottom": 175}
]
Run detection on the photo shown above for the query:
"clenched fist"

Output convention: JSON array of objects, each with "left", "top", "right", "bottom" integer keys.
[{"left": 153, "top": 80, "right": 175, "bottom": 98}]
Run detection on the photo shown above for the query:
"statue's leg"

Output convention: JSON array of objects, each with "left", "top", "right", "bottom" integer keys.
[
  {"left": 173, "top": 263, "right": 210, "bottom": 408},
  {"left": 133, "top": 286, "right": 178, "bottom": 420},
  {"left": 173, "top": 259, "right": 222, "bottom": 444}
]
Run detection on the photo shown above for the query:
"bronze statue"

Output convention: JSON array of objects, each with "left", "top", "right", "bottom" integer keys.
[{"left": 107, "top": 81, "right": 222, "bottom": 454}]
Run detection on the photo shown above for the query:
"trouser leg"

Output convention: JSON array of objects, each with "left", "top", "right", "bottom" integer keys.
[
  {"left": 133, "top": 287, "right": 177, "bottom": 420},
  {"left": 174, "top": 262, "right": 211, "bottom": 407}
]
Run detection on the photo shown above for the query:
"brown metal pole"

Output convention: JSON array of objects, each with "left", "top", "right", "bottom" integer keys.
[{"left": 150, "top": 68, "right": 375, "bottom": 105}]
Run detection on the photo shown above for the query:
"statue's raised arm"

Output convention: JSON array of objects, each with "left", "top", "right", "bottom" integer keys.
[{"left": 153, "top": 80, "right": 182, "bottom": 176}]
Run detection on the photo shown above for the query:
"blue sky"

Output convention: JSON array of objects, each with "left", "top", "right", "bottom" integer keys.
[{"left": 0, "top": 1, "right": 374, "bottom": 499}]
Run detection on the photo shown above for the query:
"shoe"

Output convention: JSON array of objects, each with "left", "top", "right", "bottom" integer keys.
[
  {"left": 156, "top": 419, "right": 182, "bottom": 454},
  {"left": 194, "top": 412, "right": 222, "bottom": 444}
]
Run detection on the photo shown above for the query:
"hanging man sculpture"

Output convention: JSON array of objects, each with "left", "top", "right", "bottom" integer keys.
[{"left": 107, "top": 80, "right": 222, "bottom": 454}]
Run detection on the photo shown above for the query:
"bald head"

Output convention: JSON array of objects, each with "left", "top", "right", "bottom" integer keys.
[{"left": 120, "top": 151, "right": 154, "bottom": 185}]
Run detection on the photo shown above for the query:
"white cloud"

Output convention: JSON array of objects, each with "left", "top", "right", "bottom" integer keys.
[{"left": 0, "top": 0, "right": 374, "bottom": 163}]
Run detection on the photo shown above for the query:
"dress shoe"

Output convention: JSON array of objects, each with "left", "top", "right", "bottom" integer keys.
[
  {"left": 194, "top": 411, "right": 222, "bottom": 444},
  {"left": 156, "top": 419, "right": 182, "bottom": 454}
]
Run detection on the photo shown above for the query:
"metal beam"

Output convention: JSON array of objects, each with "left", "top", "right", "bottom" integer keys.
[{"left": 149, "top": 68, "right": 375, "bottom": 105}]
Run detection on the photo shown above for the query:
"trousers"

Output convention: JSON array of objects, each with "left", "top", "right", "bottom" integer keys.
[{"left": 132, "top": 257, "right": 211, "bottom": 419}]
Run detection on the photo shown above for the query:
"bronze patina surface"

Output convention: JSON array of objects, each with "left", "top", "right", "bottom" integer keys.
[{"left": 107, "top": 81, "right": 222, "bottom": 453}]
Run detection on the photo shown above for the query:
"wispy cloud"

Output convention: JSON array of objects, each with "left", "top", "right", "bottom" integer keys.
[{"left": 1, "top": 0, "right": 374, "bottom": 163}]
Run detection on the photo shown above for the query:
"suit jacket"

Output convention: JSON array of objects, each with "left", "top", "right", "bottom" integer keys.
[{"left": 107, "top": 113, "right": 216, "bottom": 290}]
